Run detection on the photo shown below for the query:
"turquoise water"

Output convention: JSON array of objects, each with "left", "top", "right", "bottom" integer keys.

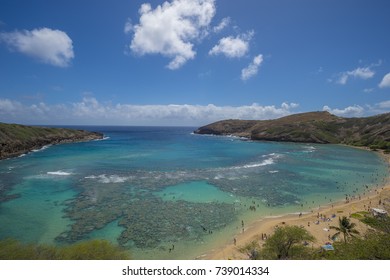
[{"left": 0, "top": 126, "right": 388, "bottom": 259}]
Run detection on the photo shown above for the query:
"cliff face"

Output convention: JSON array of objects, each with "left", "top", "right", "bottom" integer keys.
[
  {"left": 0, "top": 123, "right": 103, "bottom": 160},
  {"left": 194, "top": 111, "right": 390, "bottom": 149}
]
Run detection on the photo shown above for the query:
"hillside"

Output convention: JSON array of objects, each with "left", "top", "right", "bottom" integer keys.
[
  {"left": 194, "top": 111, "right": 390, "bottom": 150},
  {"left": 0, "top": 123, "right": 103, "bottom": 160}
]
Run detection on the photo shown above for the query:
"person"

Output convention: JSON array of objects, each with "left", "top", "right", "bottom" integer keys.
[{"left": 233, "top": 238, "right": 237, "bottom": 246}]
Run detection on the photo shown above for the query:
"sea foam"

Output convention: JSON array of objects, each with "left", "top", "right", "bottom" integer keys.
[{"left": 85, "top": 174, "right": 130, "bottom": 183}]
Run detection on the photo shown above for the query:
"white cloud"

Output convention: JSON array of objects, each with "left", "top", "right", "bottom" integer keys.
[
  {"left": 0, "top": 99, "right": 23, "bottom": 115},
  {"left": 377, "top": 100, "right": 390, "bottom": 109},
  {"left": 213, "top": 17, "right": 230, "bottom": 33},
  {"left": 124, "top": 18, "right": 133, "bottom": 34},
  {"left": 0, "top": 27, "right": 74, "bottom": 67},
  {"left": 241, "top": 54, "right": 263, "bottom": 81},
  {"left": 335, "top": 66, "right": 375, "bottom": 85},
  {"left": 209, "top": 31, "right": 253, "bottom": 58},
  {"left": 348, "top": 67, "right": 375, "bottom": 79},
  {"left": 379, "top": 72, "right": 390, "bottom": 88},
  {"left": 363, "top": 88, "right": 374, "bottom": 93},
  {"left": 281, "top": 102, "right": 299, "bottom": 110},
  {"left": 337, "top": 73, "right": 349, "bottom": 85},
  {"left": 0, "top": 97, "right": 300, "bottom": 126},
  {"left": 129, "top": 0, "right": 216, "bottom": 70},
  {"left": 322, "top": 105, "right": 364, "bottom": 117}
]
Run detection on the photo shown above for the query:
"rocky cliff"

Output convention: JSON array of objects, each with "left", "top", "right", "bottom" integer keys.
[
  {"left": 194, "top": 111, "right": 390, "bottom": 149},
  {"left": 0, "top": 123, "right": 104, "bottom": 160}
]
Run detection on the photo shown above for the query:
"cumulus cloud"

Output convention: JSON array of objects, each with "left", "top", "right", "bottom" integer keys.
[
  {"left": 209, "top": 31, "right": 253, "bottom": 58},
  {"left": 335, "top": 66, "right": 375, "bottom": 85},
  {"left": 0, "top": 97, "right": 300, "bottom": 126},
  {"left": 213, "top": 17, "right": 230, "bottom": 33},
  {"left": 79, "top": 100, "right": 300, "bottom": 125},
  {"left": 0, "top": 27, "right": 74, "bottom": 67},
  {"left": 129, "top": 0, "right": 216, "bottom": 70},
  {"left": 241, "top": 54, "right": 263, "bottom": 81},
  {"left": 281, "top": 102, "right": 299, "bottom": 110},
  {"left": 322, "top": 105, "right": 365, "bottom": 117},
  {"left": 379, "top": 72, "right": 390, "bottom": 88}
]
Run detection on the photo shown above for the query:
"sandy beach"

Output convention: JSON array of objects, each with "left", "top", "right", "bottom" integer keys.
[{"left": 203, "top": 150, "right": 390, "bottom": 260}]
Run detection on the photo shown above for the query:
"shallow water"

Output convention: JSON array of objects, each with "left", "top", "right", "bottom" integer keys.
[{"left": 0, "top": 126, "right": 387, "bottom": 259}]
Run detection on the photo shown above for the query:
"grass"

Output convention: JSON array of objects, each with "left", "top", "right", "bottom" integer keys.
[{"left": 350, "top": 211, "right": 369, "bottom": 220}]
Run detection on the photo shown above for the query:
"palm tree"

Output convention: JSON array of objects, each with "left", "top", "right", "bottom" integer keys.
[{"left": 330, "top": 216, "right": 359, "bottom": 243}]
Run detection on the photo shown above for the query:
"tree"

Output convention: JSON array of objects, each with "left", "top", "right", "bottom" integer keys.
[
  {"left": 328, "top": 232, "right": 390, "bottom": 260},
  {"left": 0, "top": 239, "right": 130, "bottom": 260},
  {"left": 261, "top": 225, "right": 315, "bottom": 260},
  {"left": 330, "top": 216, "right": 359, "bottom": 243},
  {"left": 239, "top": 240, "right": 261, "bottom": 260}
]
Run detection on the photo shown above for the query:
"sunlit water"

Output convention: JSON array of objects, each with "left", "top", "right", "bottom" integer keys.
[{"left": 0, "top": 126, "right": 387, "bottom": 259}]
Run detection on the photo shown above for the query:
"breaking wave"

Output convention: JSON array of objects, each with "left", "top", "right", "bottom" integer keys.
[
  {"left": 32, "top": 145, "right": 51, "bottom": 153},
  {"left": 228, "top": 153, "right": 282, "bottom": 170},
  {"left": 303, "top": 145, "right": 316, "bottom": 153},
  {"left": 47, "top": 171, "right": 73, "bottom": 176}
]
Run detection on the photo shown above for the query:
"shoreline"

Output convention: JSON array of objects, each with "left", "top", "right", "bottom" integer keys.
[{"left": 201, "top": 150, "right": 390, "bottom": 260}]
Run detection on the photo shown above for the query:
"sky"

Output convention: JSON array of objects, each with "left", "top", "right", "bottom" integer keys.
[{"left": 0, "top": 0, "right": 389, "bottom": 126}]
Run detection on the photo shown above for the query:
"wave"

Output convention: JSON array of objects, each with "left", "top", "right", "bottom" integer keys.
[
  {"left": 228, "top": 153, "right": 282, "bottom": 170},
  {"left": 47, "top": 171, "right": 73, "bottom": 176},
  {"left": 303, "top": 145, "right": 316, "bottom": 153},
  {"left": 94, "top": 136, "right": 110, "bottom": 141},
  {"left": 269, "top": 170, "right": 279, "bottom": 173},
  {"left": 85, "top": 174, "right": 130, "bottom": 184},
  {"left": 32, "top": 145, "right": 51, "bottom": 153},
  {"left": 231, "top": 158, "right": 275, "bottom": 169},
  {"left": 27, "top": 170, "right": 73, "bottom": 179}
]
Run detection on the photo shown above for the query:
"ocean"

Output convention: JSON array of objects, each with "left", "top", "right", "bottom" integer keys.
[{"left": 0, "top": 126, "right": 388, "bottom": 259}]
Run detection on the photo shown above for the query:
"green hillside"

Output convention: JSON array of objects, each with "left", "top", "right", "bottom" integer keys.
[
  {"left": 195, "top": 111, "right": 390, "bottom": 151},
  {"left": 0, "top": 122, "right": 103, "bottom": 160}
]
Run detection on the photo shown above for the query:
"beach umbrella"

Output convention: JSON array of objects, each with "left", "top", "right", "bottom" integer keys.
[{"left": 321, "top": 244, "right": 334, "bottom": 251}]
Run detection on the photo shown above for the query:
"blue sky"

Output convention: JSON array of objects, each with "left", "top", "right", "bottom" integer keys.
[{"left": 0, "top": 0, "right": 389, "bottom": 126}]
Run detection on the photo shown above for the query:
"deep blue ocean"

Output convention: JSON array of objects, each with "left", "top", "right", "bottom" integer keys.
[{"left": 0, "top": 126, "right": 388, "bottom": 259}]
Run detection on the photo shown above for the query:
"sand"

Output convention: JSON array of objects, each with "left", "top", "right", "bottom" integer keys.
[{"left": 202, "top": 150, "right": 390, "bottom": 260}]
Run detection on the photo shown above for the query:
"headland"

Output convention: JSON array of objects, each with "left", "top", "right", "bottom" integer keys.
[{"left": 0, "top": 122, "right": 103, "bottom": 160}]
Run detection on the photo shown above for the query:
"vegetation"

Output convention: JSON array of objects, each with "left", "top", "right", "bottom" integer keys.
[
  {"left": 261, "top": 226, "right": 315, "bottom": 260},
  {"left": 195, "top": 111, "right": 390, "bottom": 151},
  {"left": 241, "top": 214, "right": 390, "bottom": 260},
  {"left": 240, "top": 240, "right": 262, "bottom": 260},
  {"left": 0, "top": 122, "right": 103, "bottom": 160},
  {"left": 361, "top": 215, "right": 390, "bottom": 234},
  {"left": 326, "top": 232, "right": 390, "bottom": 260},
  {"left": 0, "top": 239, "right": 130, "bottom": 260},
  {"left": 241, "top": 226, "right": 315, "bottom": 260},
  {"left": 330, "top": 216, "right": 359, "bottom": 243}
]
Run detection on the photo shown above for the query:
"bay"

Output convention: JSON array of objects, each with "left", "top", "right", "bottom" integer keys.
[{"left": 0, "top": 126, "right": 387, "bottom": 259}]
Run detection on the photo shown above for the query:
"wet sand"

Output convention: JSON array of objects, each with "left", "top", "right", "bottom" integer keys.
[{"left": 202, "top": 150, "right": 390, "bottom": 260}]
